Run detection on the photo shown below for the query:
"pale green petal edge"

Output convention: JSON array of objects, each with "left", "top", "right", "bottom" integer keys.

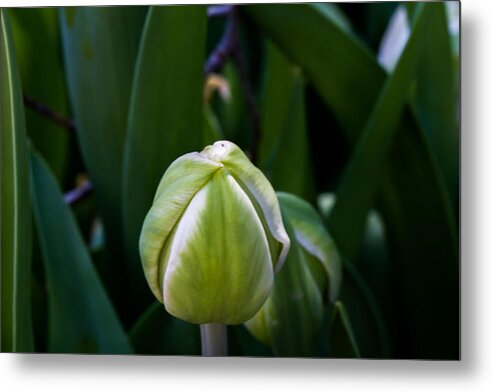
[
  {"left": 216, "top": 141, "right": 291, "bottom": 272},
  {"left": 163, "top": 169, "right": 274, "bottom": 324},
  {"left": 139, "top": 152, "right": 222, "bottom": 301},
  {"left": 277, "top": 192, "right": 342, "bottom": 302}
]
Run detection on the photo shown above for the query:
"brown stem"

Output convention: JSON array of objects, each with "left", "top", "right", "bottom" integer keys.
[
  {"left": 231, "top": 46, "right": 261, "bottom": 165},
  {"left": 204, "top": 6, "right": 262, "bottom": 164},
  {"left": 204, "top": 7, "right": 239, "bottom": 76},
  {"left": 23, "top": 94, "right": 76, "bottom": 132}
]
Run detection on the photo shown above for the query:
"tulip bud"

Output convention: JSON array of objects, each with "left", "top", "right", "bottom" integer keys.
[
  {"left": 245, "top": 192, "right": 341, "bottom": 355},
  {"left": 139, "top": 141, "right": 290, "bottom": 325}
]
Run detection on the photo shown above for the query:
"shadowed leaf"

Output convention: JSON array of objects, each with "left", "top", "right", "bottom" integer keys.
[
  {"left": 328, "top": 302, "right": 360, "bottom": 358},
  {"left": 30, "top": 151, "right": 133, "bottom": 353},
  {"left": 245, "top": 2, "right": 458, "bottom": 358},
  {"left": 10, "top": 8, "right": 70, "bottom": 181},
  {"left": 258, "top": 42, "right": 315, "bottom": 202},
  {"left": 0, "top": 9, "right": 34, "bottom": 352},
  {"left": 122, "top": 6, "right": 207, "bottom": 303},
  {"left": 130, "top": 302, "right": 200, "bottom": 355},
  {"left": 59, "top": 6, "right": 147, "bottom": 265}
]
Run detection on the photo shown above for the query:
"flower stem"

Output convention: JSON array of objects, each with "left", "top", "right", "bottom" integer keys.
[{"left": 200, "top": 323, "right": 227, "bottom": 356}]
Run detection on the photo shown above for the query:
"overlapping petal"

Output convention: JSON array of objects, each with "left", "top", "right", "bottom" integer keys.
[
  {"left": 139, "top": 152, "right": 222, "bottom": 300},
  {"left": 216, "top": 141, "right": 291, "bottom": 272},
  {"left": 164, "top": 169, "right": 273, "bottom": 324},
  {"left": 139, "top": 140, "right": 289, "bottom": 324}
]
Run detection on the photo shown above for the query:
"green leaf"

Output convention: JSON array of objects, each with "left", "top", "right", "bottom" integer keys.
[
  {"left": 245, "top": 213, "right": 323, "bottom": 356},
  {"left": 318, "top": 193, "right": 394, "bottom": 343},
  {"left": 246, "top": 2, "right": 458, "bottom": 359},
  {"left": 327, "top": 3, "right": 431, "bottom": 260},
  {"left": 277, "top": 192, "right": 342, "bottom": 303},
  {"left": 337, "top": 261, "right": 389, "bottom": 358},
  {"left": 228, "top": 325, "right": 273, "bottom": 357},
  {"left": 10, "top": 8, "right": 70, "bottom": 181},
  {"left": 328, "top": 302, "right": 360, "bottom": 358},
  {"left": 213, "top": 61, "right": 247, "bottom": 146},
  {"left": 30, "top": 151, "right": 133, "bottom": 353},
  {"left": 130, "top": 302, "right": 200, "bottom": 355},
  {"left": 59, "top": 6, "right": 147, "bottom": 259},
  {"left": 378, "top": 138, "right": 459, "bottom": 359},
  {"left": 258, "top": 42, "right": 315, "bottom": 201},
  {"left": 311, "top": 3, "right": 352, "bottom": 34},
  {"left": 122, "top": 5, "right": 207, "bottom": 289},
  {"left": 244, "top": 3, "right": 380, "bottom": 142},
  {"left": 203, "top": 106, "right": 223, "bottom": 146},
  {"left": 0, "top": 9, "right": 34, "bottom": 353},
  {"left": 381, "top": 3, "right": 458, "bottom": 208},
  {"left": 412, "top": 3, "right": 459, "bottom": 208}
]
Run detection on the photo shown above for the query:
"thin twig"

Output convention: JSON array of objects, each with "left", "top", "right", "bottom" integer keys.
[
  {"left": 231, "top": 45, "right": 262, "bottom": 165},
  {"left": 64, "top": 180, "right": 93, "bottom": 205},
  {"left": 23, "top": 94, "right": 76, "bottom": 132},
  {"left": 204, "top": 7, "right": 262, "bottom": 163},
  {"left": 207, "top": 5, "right": 233, "bottom": 18},
  {"left": 204, "top": 7, "right": 239, "bottom": 76}
]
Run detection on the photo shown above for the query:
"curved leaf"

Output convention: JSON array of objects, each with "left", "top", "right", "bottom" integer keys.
[
  {"left": 203, "top": 106, "right": 223, "bottom": 145},
  {"left": 246, "top": 213, "right": 323, "bottom": 357},
  {"left": 30, "top": 151, "right": 132, "bottom": 353},
  {"left": 258, "top": 42, "right": 315, "bottom": 201},
  {"left": 245, "top": 3, "right": 458, "bottom": 359},
  {"left": 123, "top": 5, "right": 207, "bottom": 288},
  {"left": 130, "top": 302, "right": 200, "bottom": 355},
  {"left": 412, "top": 3, "right": 459, "bottom": 208},
  {"left": 0, "top": 9, "right": 33, "bottom": 352},
  {"left": 213, "top": 61, "right": 247, "bottom": 146},
  {"left": 59, "top": 6, "right": 147, "bottom": 260},
  {"left": 338, "top": 261, "right": 389, "bottom": 358},
  {"left": 10, "top": 8, "right": 70, "bottom": 181},
  {"left": 327, "top": 3, "right": 432, "bottom": 259},
  {"left": 278, "top": 192, "right": 341, "bottom": 302},
  {"left": 244, "top": 3, "right": 380, "bottom": 142},
  {"left": 328, "top": 302, "right": 360, "bottom": 358}
]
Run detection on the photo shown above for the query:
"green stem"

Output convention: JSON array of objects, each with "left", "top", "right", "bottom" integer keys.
[{"left": 200, "top": 323, "right": 227, "bottom": 356}]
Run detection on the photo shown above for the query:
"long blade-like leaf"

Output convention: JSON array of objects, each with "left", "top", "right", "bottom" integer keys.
[
  {"left": 130, "top": 302, "right": 200, "bottom": 355},
  {"left": 245, "top": 3, "right": 458, "bottom": 358},
  {"left": 59, "top": 6, "right": 147, "bottom": 260},
  {"left": 244, "top": 3, "right": 381, "bottom": 143},
  {"left": 338, "top": 261, "right": 390, "bottom": 358},
  {"left": 258, "top": 42, "right": 315, "bottom": 202},
  {"left": 30, "top": 151, "right": 133, "bottom": 353},
  {"left": 10, "top": 8, "right": 70, "bottom": 180},
  {"left": 0, "top": 9, "right": 34, "bottom": 353},
  {"left": 327, "top": 3, "right": 430, "bottom": 259},
  {"left": 328, "top": 302, "right": 360, "bottom": 358},
  {"left": 122, "top": 6, "right": 207, "bottom": 288},
  {"left": 412, "top": 3, "right": 459, "bottom": 208}
]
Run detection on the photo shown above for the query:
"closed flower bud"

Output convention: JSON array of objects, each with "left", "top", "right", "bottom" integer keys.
[
  {"left": 245, "top": 192, "right": 341, "bottom": 355},
  {"left": 139, "top": 141, "right": 290, "bottom": 325}
]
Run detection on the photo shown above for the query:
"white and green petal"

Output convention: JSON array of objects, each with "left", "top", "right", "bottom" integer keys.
[
  {"left": 139, "top": 140, "right": 289, "bottom": 325},
  {"left": 163, "top": 169, "right": 274, "bottom": 324},
  {"left": 139, "top": 152, "right": 222, "bottom": 301},
  {"left": 213, "top": 141, "right": 291, "bottom": 272}
]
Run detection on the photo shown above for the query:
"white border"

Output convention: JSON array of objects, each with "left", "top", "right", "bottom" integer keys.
[{"left": 2, "top": 0, "right": 492, "bottom": 391}]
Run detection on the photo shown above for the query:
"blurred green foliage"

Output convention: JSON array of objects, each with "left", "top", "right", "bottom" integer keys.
[{"left": 1, "top": 2, "right": 459, "bottom": 358}]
